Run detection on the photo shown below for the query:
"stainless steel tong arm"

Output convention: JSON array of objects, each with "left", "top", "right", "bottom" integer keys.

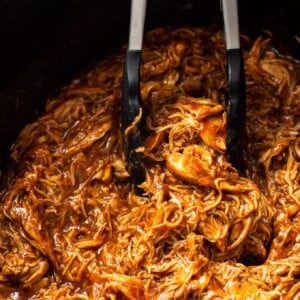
[
  {"left": 221, "top": 0, "right": 240, "bottom": 50},
  {"left": 129, "top": 0, "right": 147, "bottom": 51}
]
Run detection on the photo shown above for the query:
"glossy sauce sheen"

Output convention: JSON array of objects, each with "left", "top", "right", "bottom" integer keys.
[{"left": 0, "top": 27, "right": 300, "bottom": 299}]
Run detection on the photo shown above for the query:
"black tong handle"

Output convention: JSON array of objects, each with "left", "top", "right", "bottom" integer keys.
[
  {"left": 226, "top": 48, "right": 246, "bottom": 169},
  {"left": 121, "top": 0, "right": 147, "bottom": 192},
  {"left": 121, "top": 50, "right": 145, "bottom": 188},
  {"left": 221, "top": 0, "right": 246, "bottom": 170}
]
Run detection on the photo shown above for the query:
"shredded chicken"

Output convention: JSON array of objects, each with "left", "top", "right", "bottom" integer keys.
[{"left": 0, "top": 26, "right": 299, "bottom": 299}]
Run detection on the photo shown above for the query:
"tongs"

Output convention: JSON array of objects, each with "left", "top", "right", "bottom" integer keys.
[
  {"left": 121, "top": 0, "right": 147, "bottom": 192},
  {"left": 121, "top": 0, "right": 246, "bottom": 191}
]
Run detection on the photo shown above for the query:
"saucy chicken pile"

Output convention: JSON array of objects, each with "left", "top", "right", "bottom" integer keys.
[{"left": 0, "top": 27, "right": 300, "bottom": 299}]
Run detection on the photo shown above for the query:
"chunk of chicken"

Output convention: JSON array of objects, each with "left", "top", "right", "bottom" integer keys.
[
  {"left": 166, "top": 145, "right": 216, "bottom": 187},
  {"left": 200, "top": 113, "right": 226, "bottom": 152}
]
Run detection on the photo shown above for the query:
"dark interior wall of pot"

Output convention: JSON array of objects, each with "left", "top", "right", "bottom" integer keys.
[
  {"left": 0, "top": 0, "right": 131, "bottom": 170},
  {"left": 0, "top": 0, "right": 299, "bottom": 170}
]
